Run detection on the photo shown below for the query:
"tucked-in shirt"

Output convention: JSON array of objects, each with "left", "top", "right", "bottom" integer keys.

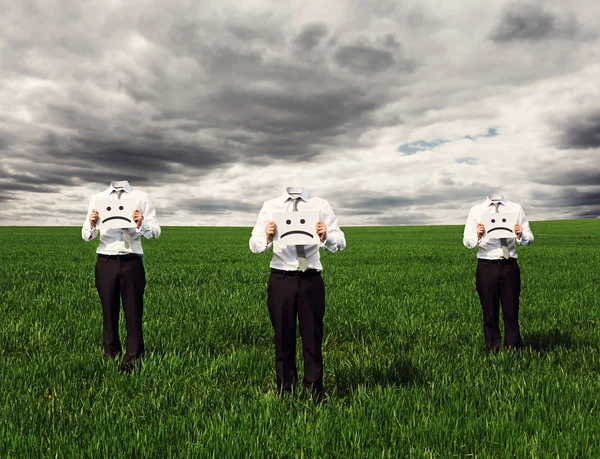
[
  {"left": 249, "top": 189, "right": 346, "bottom": 271},
  {"left": 463, "top": 196, "right": 534, "bottom": 259},
  {"left": 81, "top": 181, "right": 161, "bottom": 255}
]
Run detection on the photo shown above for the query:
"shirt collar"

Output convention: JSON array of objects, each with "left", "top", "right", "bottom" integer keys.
[
  {"left": 486, "top": 194, "right": 506, "bottom": 207},
  {"left": 282, "top": 187, "right": 309, "bottom": 203},
  {"left": 105, "top": 180, "right": 133, "bottom": 196}
]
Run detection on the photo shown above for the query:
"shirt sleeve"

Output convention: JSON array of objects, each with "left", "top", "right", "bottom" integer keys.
[
  {"left": 320, "top": 202, "right": 346, "bottom": 253},
  {"left": 81, "top": 197, "right": 99, "bottom": 241},
  {"left": 516, "top": 206, "right": 534, "bottom": 246},
  {"left": 249, "top": 203, "right": 272, "bottom": 254},
  {"left": 136, "top": 195, "right": 161, "bottom": 239},
  {"left": 463, "top": 208, "right": 481, "bottom": 249}
]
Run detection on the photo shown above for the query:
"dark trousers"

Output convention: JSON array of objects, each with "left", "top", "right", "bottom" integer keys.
[
  {"left": 95, "top": 255, "right": 146, "bottom": 363},
  {"left": 267, "top": 270, "right": 326, "bottom": 392},
  {"left": 476, "top": 259, "right": 521, "bottom": 353}
]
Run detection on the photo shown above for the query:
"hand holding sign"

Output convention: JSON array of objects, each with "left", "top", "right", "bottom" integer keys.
[
  {"left": 90, "top": 209, "right": 99, "bottom": 229},
  {"left": 96, "top": 198, "right": 138, "bottom": 229},
  {"left": 273, "top": 211, "right": 319, "bottom": 246},
  {"left": 316, "top": 221, "right": 327, "bottom": 242}
]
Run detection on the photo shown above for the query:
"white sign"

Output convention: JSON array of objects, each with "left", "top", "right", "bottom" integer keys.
[
  {"left": 96, "top": 198, "right": 137, "bottom": 229},
  {"left": 273, "top": 211, "right": 319, "bottom": 246},
  {"left": 482, "top": 212, "right": 518, "bottom": 239}
]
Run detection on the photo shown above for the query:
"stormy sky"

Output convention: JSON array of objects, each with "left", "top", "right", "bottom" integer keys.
[{"left": 1, "top": 0, "right": 598, "bottom": 226}]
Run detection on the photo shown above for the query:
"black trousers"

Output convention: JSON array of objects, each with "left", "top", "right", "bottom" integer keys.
[
  {"left": 267, "top": 270, "right": 326, "bottom": 392},
  {"left": 95, "top": 255, "right": 146, "bottom": 363},
  {"left": 475, "top": 259, "right": 521, "bottom": 352}
]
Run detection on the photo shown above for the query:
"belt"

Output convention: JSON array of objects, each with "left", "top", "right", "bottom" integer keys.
[
  {"left": 97, "top": 253, "right": 141, "bottom": 261},
  {"left": 271, "top": 268, "right": 321, "bottom": 277},
  {"left": 478, "top": 258, "right": 517, "bottom": 264}
]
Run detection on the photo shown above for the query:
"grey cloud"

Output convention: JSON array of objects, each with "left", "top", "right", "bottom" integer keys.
[
  {"left": 0, "top": 193, "right": 15, "bottom": 204},
  {"left": 532, "top": 169, "right": 600, "bottom": 187},
  {"left": 370, "top": 213, "right": 434, "bottom": 226},
  {"left": 29, "top": 205, "right": 83, "bottom": 216},
  {"left": 334, "top": 34, "right": 414, "bottom": 74},
  {"left": 559, "top": 113, "right": 600, "bottom": 149},
  {"left": 179, "top": 198, "right": 258, "bottom": 215},
  {"left": 343, "top": 192, "right": 470, "bottom": 212},
  {"left": 574, "top": 208, "right": 600, "bottom": 218},
  {"left": 0, "top": 6, "right": 395, "bottom": 194},
  {"left": 293, "top": 23, "right": 329, "bottom": 52},
  {"left": 530, "top": 188, "right": 600, "bottom": 210},
  {"left": 491, "top": 4, "right": 578, "bottom": 42},
  {"left": 0, "top": 165, "right": 78, "bottom": 193},
  {"left": 339, "top": 187, "right": 488, "bottom": 217}
]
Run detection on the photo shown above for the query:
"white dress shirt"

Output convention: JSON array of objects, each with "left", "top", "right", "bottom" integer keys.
[
  {"left": 81, "top": 181, "right": 161, "bottom": 255},
  {"left": 249, "top": 187, "right": 346, "bottom": 271},
  {"left": 463, "top": 195, "right": 534, "bottom": 259}
]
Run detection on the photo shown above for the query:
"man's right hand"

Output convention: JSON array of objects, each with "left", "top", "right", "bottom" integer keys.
[
  {"left": 90, "top": 209, "right": 99, "bottom": 229},
  {"left": 266, "top": 221, "right": 276, "bottom": 244},
  {"left": 477, "top": 223, "right": 485, "bottom": 240}
]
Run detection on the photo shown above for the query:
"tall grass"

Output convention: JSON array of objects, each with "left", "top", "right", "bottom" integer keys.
[{"left": 1, "top": 220, "right": 599, "bottom": 457}]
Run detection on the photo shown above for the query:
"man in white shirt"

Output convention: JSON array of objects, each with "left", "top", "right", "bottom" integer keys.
[
  {"left": 463, "top": 194, "right": 534, "bottom": 354},
  {"left": 82, "top": 180, "right": 161, "bottom": 372},
  {"left": 250, "top": 187, "right": 346, "bottom": 401}
]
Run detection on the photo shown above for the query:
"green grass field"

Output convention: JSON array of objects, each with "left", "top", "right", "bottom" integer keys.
[{"left": 1, "top": 220, "right": 599, "bottom": 457}]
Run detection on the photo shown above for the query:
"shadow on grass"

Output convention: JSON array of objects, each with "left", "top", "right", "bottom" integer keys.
[
  {"left": 333, "top": 356, "right": 424, "bottom": 397},
  {"left": 522, "top": 328, "right": 592, "bottom": 354}
]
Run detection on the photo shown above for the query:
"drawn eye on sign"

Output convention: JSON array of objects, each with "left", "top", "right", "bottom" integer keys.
[
  {"left": 95, "top": 198, "right": 138, "bottom": 229},
  {"left": 272, "top": 211, "right": 320, "bottom": 246},
  {"left": 482, "top": 212, "right": 518, "bottom": 239}
]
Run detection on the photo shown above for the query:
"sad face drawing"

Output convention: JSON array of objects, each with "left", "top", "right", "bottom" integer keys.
[
  {"left": 96, "top": 198, "right": 138, "bottom": 229},
  {"left": 482, "top": 212, "right": 518, "bottom": 239},
  {"left": 103, "top": 204, "right": 132, "bottom": 224},
  {"left": 273, "top": 211, "right": 320, "bottom": 246}
]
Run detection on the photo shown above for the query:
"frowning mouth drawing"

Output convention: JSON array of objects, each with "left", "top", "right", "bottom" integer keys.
[
  {"left": 281, "top": 230, "right": 314, "bottom": 238},
  {"left": 102, "top": 216, "right": 132, "bottom": 223}
]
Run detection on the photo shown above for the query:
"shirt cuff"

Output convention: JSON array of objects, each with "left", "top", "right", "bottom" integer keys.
[
  {"left": 322, "top": 233, "right": 335, "bottom": 250},
  {"left": 136, "top": 221, "right": 148, "bottom": 233}
]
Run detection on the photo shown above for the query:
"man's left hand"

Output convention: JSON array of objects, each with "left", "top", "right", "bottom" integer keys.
[
  {"left": 514, "top": 224, "right": 522, "bottom": 238},
  {"left": 316, "top": 222, "right": 327, "bottom": 242},
  {"left": 133, "top": 210, "right": 143, "bottom": 229}
]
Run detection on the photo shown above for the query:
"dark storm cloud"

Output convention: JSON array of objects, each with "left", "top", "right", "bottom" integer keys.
[
  {"left": 490, "top": 4, "right": 578, "bottom": 42},
  {"left": 343, "top": 188, "right": 485, "bottom": 212},
  {"left": 558, "top": 112, "right": 600, "bottom": 149},
  {"left": 293, "top": 23, "right": 329, "bottom": 52},
  {"left": 334, "top": 34, "right": 414, "bottom": 74},
  {"left": 0, "top": 165, "right": 78, "bottom": 193},
  {"left": 573, "top": 208, "right": 600, "bottom": 218},
  {"left": 0, "top": 7, "right": 406, "bottom": 193},
  {"left": 530, "top": 187, "right": 600, "bottom": 211},
  {"left": 0, "top": 193, "right": 15, "bottom": 204},
  {"left": 532, "top": 169, "right": 600, "bottom": 187}
]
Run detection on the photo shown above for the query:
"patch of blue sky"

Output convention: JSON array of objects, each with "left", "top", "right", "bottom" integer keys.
[
  {"left": 397, "top": 139, "right": 447, "bottom": 155},
  {"left": 398, "top": 127, "right": 498, "bottom": 156},
  {"left": 465, "top": 127, "right": 498, "bottom": 140}
]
